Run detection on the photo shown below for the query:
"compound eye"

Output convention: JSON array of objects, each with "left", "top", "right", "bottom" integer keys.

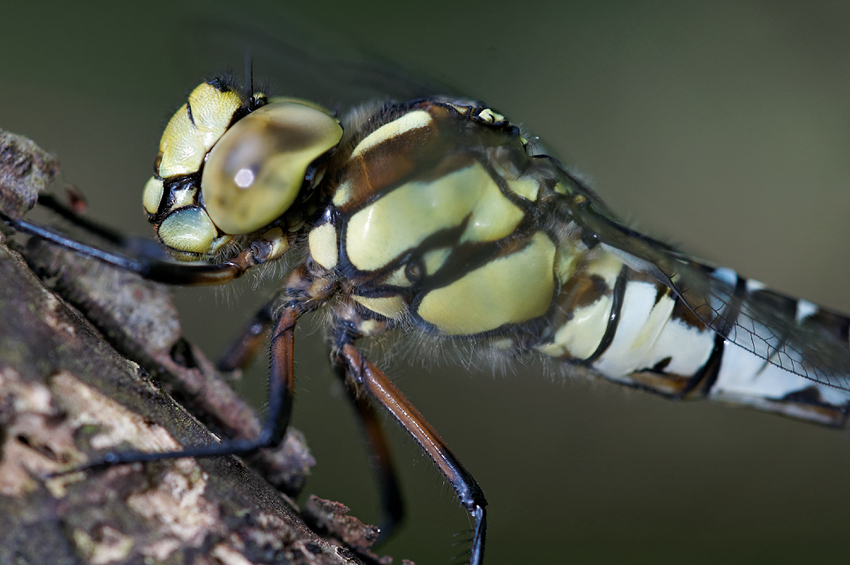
[
  {"left": 201, "top": 101, "right": 343, "bottom": 235},
  {"left": 157, "top": 206, "right": 218, "bottom": 255}
]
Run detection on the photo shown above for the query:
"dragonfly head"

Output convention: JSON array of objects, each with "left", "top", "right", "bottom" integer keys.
[{"left": 142, "top": 78, "right": 343, "bottom": 261}]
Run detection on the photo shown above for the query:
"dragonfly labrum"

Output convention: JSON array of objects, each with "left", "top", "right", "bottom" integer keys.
[{"left": 3, "top": 76, "right": 849, "bottom": 565}]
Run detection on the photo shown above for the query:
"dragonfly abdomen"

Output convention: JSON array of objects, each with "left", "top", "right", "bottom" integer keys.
[{"left": 537, "top": 247, "right": 850, "bottom": 426}]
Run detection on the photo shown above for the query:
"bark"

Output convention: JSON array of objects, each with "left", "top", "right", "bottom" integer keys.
[{"left": 0, "top": 130, "right": 388, "bottom": 565}]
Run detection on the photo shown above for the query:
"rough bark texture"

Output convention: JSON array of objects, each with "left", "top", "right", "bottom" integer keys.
[{"left": 0, "top": 130, "right": 389, "bottom": 565}]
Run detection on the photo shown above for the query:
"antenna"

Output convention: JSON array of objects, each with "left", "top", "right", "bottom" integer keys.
[{"left": 243, "top": 46, "right": 254, "bottom": 97}]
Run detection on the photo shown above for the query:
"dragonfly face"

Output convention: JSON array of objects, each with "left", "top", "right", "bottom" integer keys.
[{"left": 143, "top": 79, "right": 343, "bottom": 261}]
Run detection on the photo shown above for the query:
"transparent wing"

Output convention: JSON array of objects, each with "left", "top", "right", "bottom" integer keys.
[
  {"left": 553, "top": 162, "right": 850, "bottom": 392},
  {"left": 175, "top": 14, "right": 453, "bottom": 111}
]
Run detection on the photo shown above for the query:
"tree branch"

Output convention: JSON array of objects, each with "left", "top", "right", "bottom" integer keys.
[{"left": 0, "top": 129, "right": 388, "bottom": 565}]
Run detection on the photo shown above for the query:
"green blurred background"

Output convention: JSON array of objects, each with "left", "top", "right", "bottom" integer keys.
[{"left": 2, "top": 2, "right": 850, "bottom": 563}]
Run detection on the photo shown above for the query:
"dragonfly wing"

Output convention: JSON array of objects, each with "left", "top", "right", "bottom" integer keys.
[
  {"left": 555, "top": 163, "right": 850, "bottom": 393},
  {"left": 177, "top": 15, "right": 452, "bottom": 110}
]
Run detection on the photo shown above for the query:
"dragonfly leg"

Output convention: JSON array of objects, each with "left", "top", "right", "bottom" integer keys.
[
  {"left": 336, "top": 342, "right": 487, "bottom": 565},
  {"left": 54, "top": 301, "right": 301, "bottom": 476},
  {"left": 217, "top": 300, "right": 275, "bottom": 372},
  {"left": 35, "top": 192, "right": 161, "bottom": 255},
  {"left": 1, "top": 211, "right": 276, "bottom": 286},
  {"left": 333, "top": 361, "right": 405, "bottom": 542}
]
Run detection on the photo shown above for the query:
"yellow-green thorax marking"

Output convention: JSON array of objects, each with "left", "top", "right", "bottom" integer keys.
[{"left": 309, "top": 99, "right": 558, "bottom": 335}]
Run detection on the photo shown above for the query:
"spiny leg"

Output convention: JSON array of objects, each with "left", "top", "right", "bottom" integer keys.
[
  {"left": 1, "top": 211, "right": 274, "bottom": 285},
  {"left": 2, "top": 203, "right": 304, "bottom": 472},
  {"left": 333, "top": 361, "right": 405, "bottom": 542},
  {"left": 217, "top": 301, "right": 275, "bottom": 372},
  {"left": 56, "top": 303, "right": 299, "bottom": 475},
  {"left": 5, "top": 194, "right": 337, "bottom": 476},
  {"left": 336, "top": 342, "right": 487, "bottom": 565},
  {"left": 49, "top": 264, "right": 334, "bottom": 474},
  {"left": 36, "top": 192, "right": 170, "bottom": 260}
]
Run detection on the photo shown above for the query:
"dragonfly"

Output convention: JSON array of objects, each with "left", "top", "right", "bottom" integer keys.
[{"left": 3, "top": 57, "right": 850, "bottom": 565}]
